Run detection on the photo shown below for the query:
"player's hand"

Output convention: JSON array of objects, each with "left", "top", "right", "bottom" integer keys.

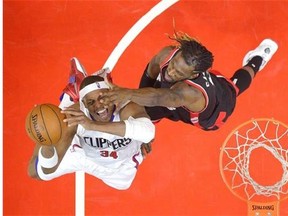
[
  {"left": 141, "top": 140, "right": 153, "bottom": 159},
  {"left": 99, "top": 77, "right": 132, "bottom": 112},
  {"left": 61, "top": 107, "right": 94, "bottom": 130}
]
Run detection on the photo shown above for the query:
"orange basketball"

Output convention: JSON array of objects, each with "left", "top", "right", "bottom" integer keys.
[{"left": 25, "top": 103, "right": 67, "bottom": 145}]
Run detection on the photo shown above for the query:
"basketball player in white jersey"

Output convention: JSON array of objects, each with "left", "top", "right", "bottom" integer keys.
[{"left": 28, "top": 58, "right": 155, "bottom": 190}]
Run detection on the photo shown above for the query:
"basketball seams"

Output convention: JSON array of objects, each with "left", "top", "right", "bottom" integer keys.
[
  {"left": 46, "top": 104, "right": 63, "bottom": 144},
  {"left": 25, "top": 103, "right": 65, "bottom": 145},
  {"left": 40, "top": 104, "right": 53, "bottom": 145},
  {"left": 28, "top": 109, "right": 39, "bottom": 143}
]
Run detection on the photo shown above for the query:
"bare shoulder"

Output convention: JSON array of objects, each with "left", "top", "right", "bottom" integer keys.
[
  {"left": 171, "top": 81, "right": 206, "bottom": 112},
  {"left": 154, "top": 45, "right": 176, "bottom": 64},
  {"left": 147, "top": 46, "right": 176, "bottom": 79}
]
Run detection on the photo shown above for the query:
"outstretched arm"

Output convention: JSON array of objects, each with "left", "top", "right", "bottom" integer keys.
[{"left": 100, "top": 81, "right": 206, "bottom": 112}]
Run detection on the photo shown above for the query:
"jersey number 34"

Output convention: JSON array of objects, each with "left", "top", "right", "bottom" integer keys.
[{"left": 100, "top": 150, "right": 118, "bottom": 159}]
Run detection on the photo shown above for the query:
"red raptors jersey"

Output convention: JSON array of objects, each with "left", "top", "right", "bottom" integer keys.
[{"left": 145, "top": 48, "right": 239, "bottom": 130}]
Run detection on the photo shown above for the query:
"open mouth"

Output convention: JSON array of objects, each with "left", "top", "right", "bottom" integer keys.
[{"left": 96, "top": 108, "right": 109, "bottom": 120}]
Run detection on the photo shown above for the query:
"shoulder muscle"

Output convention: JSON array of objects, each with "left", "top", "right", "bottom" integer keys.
[{"left": 171, "top": 82, "right": 205, "bottom": 112}]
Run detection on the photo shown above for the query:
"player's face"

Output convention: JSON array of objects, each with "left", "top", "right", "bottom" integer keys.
[
  {"left": 165, "top": 51, "right": 195, "bottom": 83},
  {"left": 82, "top": 89, "right": 114, "bottom": 122}
]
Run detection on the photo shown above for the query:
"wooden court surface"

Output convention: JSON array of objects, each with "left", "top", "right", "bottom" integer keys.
[{"left": 3, "top": 1, "right": 288, "bottom": 215}]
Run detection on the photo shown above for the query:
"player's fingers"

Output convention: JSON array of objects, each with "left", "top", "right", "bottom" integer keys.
[
  {"left": 104, "top": 76, "right": 116, "bottom": 89},
  {"left": 63, "top": 115, "right": 86, "bottom": 126},
  {"left": 103, "top": 102, "right": 116, "bottom": 110},
  {"left": 145, "top": 141, "right": 153, "bottom": 154},
  {"left": 99, "top": 96, "right": 109, "bottom": 105},
  {"left": 92, "top": 67, "right": 110, "bottom": 76},
  {"left": 141, "top": 143, "right": 152, "bottom": 159},
  {"left": 61, "top": 109, "right": 83, "bottom": 116},
  {"left": 62, "top": 107, "right": 79, "bottom": 111},
  {"left": 141, "top": 145, "right": 147, "bottom": 159},
  {"left": 99, "top": 94, "right": 119, "bottom": 105},
  {"left": 114, "top": 101, "right": 129, "bottom": 113},
  {"left": 144, "top": 143, "right": 151, "bottom": 154},
  {"left": 66, "top": 114, "right": 86, "bottom": 121}
]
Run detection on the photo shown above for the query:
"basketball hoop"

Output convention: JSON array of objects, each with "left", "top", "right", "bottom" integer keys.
[{"left": 219, "top": 118, "right": 288, "bottom": 216}]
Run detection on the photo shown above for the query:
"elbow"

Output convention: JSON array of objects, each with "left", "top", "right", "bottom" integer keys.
[
  {"left": 124, "top": 117, "right": 155, "bottom": 143},
  {"left": 141, "top": 120, "right": 155, "bottom": 143},
  {"left": 28, "top": 161, "right": 41, "bottom": 180}
]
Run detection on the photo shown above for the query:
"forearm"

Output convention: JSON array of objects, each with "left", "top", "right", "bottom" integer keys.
[
  {"left": 127, "top": 87, "right": 183, "bottom": 108},
  {"left": 89, "top": 121, "right": 126, "bottom": 137},
  {"left": 88, "top": 117, "right": 155, "bottom": 143}
]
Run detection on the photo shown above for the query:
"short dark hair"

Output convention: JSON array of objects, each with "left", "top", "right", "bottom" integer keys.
[
  {"left": 169, "top": 32, "right": 214, "bottom": 72},
  {"left": 80, "top": 75, "right": 104, "bottom": 90}
]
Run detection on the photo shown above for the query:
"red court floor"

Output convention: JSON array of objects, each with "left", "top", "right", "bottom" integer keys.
[{"left": 3, "top": 1, "right": 288, "bottom": 215}]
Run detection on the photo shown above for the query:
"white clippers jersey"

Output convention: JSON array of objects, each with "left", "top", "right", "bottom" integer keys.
[{"left": 76, "top": 105, "right": 143, "bottom": 169}]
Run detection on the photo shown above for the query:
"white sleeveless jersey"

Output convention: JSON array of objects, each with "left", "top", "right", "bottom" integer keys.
[{"left": 76, "top": 104, "right": 143, "bottom": 169}]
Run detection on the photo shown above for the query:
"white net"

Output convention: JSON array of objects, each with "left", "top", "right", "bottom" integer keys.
[{"left": 220, "top": 118, "right": 288, "bottom": 201}]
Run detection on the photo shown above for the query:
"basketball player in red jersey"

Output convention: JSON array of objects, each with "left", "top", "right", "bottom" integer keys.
[{"left": 100, "top": 32, "right": 278, "bottom": 130}]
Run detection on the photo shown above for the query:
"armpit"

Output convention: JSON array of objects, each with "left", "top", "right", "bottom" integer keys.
[{"left": 172, "top": 81, "right": 207, "bottom": 112}]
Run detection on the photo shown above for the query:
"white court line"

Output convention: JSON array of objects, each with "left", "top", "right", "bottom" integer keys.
[
  {"left": 75, "top": 0, "right": 179, "bottom": 215},
  {"left": 75, "top": 171, "right": 85, "bottom": 216},
  {"left": 103, "top": 0, "right": 179, "bottom": 71},
  {"left": 0, "top": 0, "right": 3, "bottom": 214}
]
